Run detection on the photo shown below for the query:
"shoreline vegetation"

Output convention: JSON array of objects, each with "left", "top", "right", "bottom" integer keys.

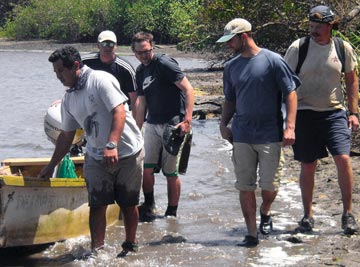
[{"left": 2, "top": 39, "right": 360, "bottom": 266}]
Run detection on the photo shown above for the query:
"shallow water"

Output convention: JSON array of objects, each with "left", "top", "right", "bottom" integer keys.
[{"left": 0, "top": 50, "right": 315, "bottom": 267}]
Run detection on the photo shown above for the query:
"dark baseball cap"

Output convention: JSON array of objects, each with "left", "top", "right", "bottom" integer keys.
[{"left": 309, "top": 5, "right": 336, "bottom": 24}]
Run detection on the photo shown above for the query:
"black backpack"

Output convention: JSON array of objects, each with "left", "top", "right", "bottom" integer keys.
[{"left": 295, "top": 36, "right": 345, "bottom": 75}]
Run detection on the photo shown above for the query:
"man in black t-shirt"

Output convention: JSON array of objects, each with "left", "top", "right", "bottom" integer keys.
[
  {"left": 132, "top": 31, "right": 194, "bottom": 222},
  {"left": 82, "top": 30, "right": 137, "bottom": 115}
]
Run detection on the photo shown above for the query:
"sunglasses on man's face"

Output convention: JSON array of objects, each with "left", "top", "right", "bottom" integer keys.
[{"left": 100, "top": 41, "right": 115, "bottom": 47}]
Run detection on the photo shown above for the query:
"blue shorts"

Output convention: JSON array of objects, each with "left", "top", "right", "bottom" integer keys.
[{"left": 293, "top": 109, "right": 351, "bottom": 163}]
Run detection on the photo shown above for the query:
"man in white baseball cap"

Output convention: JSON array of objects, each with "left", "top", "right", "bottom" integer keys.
[{"left": 216, "top": 18, "right": 252, "bottom": 43}]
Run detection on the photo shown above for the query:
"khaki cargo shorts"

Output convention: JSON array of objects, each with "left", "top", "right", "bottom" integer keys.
[{"left": 232, "top": 142, "right": 283, "bottom": 191}]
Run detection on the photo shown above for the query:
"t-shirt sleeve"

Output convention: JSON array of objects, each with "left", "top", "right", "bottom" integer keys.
[
  {"left": 274, "top": 54, "right": 301, "bottom": 96},
  {"left": 343, "top": 41, "right": 358, "bottom": 73},
  {"left": 96, "top": 72, "right": 128, "bottom": 111},
  {"left": 61, "top": 98, "right": 81, "bottom": 131},
  {"left": 116, "top": 57, "right": 137, "bottom": 93},
  {"left": 284, "top": 40, "right": 300, "bottom": 72},
  {"left": 223, "top": 63, "right": 236, "bottom": 102},
  {"left": 158, "top": 56, "right": 185, "bottom": 83}
]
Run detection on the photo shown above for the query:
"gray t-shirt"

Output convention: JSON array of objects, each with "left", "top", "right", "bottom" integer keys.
[
  {"left": 223, "top": 49, "right": 300, "bottom": 144},
  {"left": 61, "top": 66, "right": 143, "bottom": 160}
]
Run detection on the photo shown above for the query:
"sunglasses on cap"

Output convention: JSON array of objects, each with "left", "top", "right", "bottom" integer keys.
[
  {"left": 309, "top": 12, "right": 334, "bottom": 23},
  {"left": 100, "top": 41, "right": 115, "bottom": 47}
]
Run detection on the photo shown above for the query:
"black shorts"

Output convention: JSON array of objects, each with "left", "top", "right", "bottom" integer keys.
[{"left": 293, "top": 109, "right": 351, "bottom": 163}]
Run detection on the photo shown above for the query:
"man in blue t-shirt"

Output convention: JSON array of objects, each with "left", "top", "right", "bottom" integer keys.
[
  {"left": 131, "top": 31, "right": 194, "bottom": 222},
  {"left": 82, "top": 30, "right": 137, "bottom": 115},
  {"left": 217, "top": 18, "right": 300, "bottom": 247}
]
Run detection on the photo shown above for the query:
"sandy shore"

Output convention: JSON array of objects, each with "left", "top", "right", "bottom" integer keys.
[{"left": 1, "top": 39, "right": 360, "bottom": 266}]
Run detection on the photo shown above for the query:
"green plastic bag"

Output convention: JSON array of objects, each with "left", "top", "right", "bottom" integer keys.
[{"left": 57, "top": 154, "right": 77, "bottom": 178}]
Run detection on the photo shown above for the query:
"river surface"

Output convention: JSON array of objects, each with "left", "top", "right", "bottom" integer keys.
[{"left": 0, "top": 50, "right": 310, "bottom": 267}]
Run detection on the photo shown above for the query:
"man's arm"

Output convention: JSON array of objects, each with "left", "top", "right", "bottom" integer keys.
[
  {"left": 219, "top": 99, "right": 236, "bottom": 143},
  {"left": 345, "top": 70, "right": 359, "bottom": 131},
  {"left": 283, "top": 90, "right": 297, "bottom": 146},
  {"left": 38, "top": 130, "right": 76, "bottom": 179},
  {"left": 175, "top": 76, "right": 194, "bottom": 134},
  {"left": 104, "top": 104, "right": 126, "bottom": 165},
  {"left": 135, "top": 95, "right": 146, "bottom": 130}
]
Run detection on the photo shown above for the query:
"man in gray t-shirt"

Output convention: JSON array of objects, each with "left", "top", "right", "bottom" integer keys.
[
  {"left": 217, "top": 18, "right": 300, "bottom": 247},
  {"left": 39, "top": 46, "right": 144, "bottom": 258}
]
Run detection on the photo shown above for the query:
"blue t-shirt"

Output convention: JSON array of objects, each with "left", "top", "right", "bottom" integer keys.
[
  {"left": 223, "top": 49, "right": 300, "bottom": 144},
  {"left": 136, "top": 54, "right": 185, "bottom": 124}
]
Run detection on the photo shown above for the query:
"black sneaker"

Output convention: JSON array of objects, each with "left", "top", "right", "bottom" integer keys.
[
  {"left": 341, "top": 213, "right": 359, "bottom": 235},
  {"left": 117, "top": 241, "right": 138, "bottom": 258},
  {"left": 259, "top": 206, "right": 273, "bottom": 235},
  {"left": 138, "top": 203, "right": 156, "bottom": 222},
  {"left": 296, "top": 216, "right": 315, "bottom": 233},
  {"left": 236, "top": 235, "right": 259, "bottom": 247}
]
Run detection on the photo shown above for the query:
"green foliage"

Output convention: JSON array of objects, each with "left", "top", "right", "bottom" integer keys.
[
  {"left": 3, "top": 0, "right": 120, "bottom": 42},
  {"left": 1, "top": 0, "right": 360, "bottom": 59},
  {"left": 122, "top": 0, "right": 200, "bottom": 44}
]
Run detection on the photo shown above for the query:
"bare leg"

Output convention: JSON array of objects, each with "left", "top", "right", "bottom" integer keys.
[
  {"left": 166, "top": 176, "right": 181, "bottom": 206},
  {"left": 333, "top": 154, "right": 354, "bottom": 215},
  {"left": 260, "top": 190, "right": 278, "bottom": 215},
  {"left": 89, "top": 205, "right": 107, "bottom": 251},
  {"left": 299, "top": 161, "right": 317, "bottom": 218},
  {"left": 239, "top": 191, "right": 257, "bottom": 237},
  {"left": 122, "top": 206, "right": 139, "bottom": 243},
  {"left": 143, "top": 168, "right": 155, "bottom": 193}
]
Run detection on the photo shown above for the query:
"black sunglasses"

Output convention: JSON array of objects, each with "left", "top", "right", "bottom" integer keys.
[{"left": 100, "top": 41, "right": 115, "bottom": 47}]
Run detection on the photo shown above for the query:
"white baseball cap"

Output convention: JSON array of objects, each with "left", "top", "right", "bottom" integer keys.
[
  {"left": 98, "top": 30, "right": 117, "bottom": 43},
  {"left": 216, "top": 18, "right": 252, "bottom": 43}
]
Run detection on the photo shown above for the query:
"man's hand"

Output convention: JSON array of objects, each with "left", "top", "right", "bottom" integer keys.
[
  {"left": 349, "top": 114, "right": 359, "bottom": 132},
  {"left": 38, "top": 165, "right": 54, "bottom": 179},
  {"left": 103, "top": 148, "right": 119, "bottom": 167},
  {"left": 282, "top": 127, "right": 295, "bottom": 147},
  {"left": 176, "top": 120, "right": 191, "bottom": 136},
  {"left": 220, "top": 124, "right": 233, "bottom": 144}
]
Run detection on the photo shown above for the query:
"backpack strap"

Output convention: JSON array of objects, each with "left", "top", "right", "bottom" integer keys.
[
  {"left": 333, "top": 36, "right": 345, "bottom": 73},
  {"left": 295, "top": 36, "right": 310, "bottom": 75},
  {"left": 296, "top": 36, "right": 346, "bottom": 74}
]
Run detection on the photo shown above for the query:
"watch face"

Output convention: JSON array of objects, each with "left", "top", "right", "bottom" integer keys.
[{"left": 106, "top": 142, "right": 117, "bottom": 149}]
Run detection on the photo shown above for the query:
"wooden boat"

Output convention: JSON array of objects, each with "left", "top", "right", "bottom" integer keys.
[{"left": 0, "top": 156, "right": 120, "bottom": 248}]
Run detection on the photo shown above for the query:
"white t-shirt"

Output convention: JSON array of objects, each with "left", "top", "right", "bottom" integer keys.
[
  {"left": 285, "top": 37, "right": 357, "bottom": 111},
  {"left": 61, "top": 66, "right": 143, "bottom": 160}
]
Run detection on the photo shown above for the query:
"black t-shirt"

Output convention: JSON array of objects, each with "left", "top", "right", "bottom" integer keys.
[
  {"left": 136, "top": 54, "right": 185, "bottom": 124},
  {"left": 82, "top": 52, "right": 136, "bottom": 106}
]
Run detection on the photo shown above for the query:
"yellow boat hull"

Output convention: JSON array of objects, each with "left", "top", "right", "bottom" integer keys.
[{"left": 0, "top": 157, "right": 120, "bottom": 248}]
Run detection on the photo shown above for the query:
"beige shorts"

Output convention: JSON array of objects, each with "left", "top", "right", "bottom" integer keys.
[
  {"left": 84, "top": 149, "right": 144, "bottom": 208},
  {"left": 232, "top": 142, "right": 283, "bottom": 191},
  {"left": 143, "top": 122, "right": 184, "bottom": 177}
]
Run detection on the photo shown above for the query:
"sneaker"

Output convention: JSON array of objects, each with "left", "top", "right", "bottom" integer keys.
[
  {"left": 341, "top": 213, "right": 359, "bottom": 235},
  {"left": 138, "top": 203, "right": 156, "bottom": 222},
  {"left": 259, "top": 206, "right": 273, "bottom": 235},
  {"left": 236, "top": 235, "right": 259, "bottom": 247},
  {"left": 117, "top": 241, "right": 138, "bottom": 258},
  {"left": 296, "top": 216, "right": 315, "bottom": 233}
]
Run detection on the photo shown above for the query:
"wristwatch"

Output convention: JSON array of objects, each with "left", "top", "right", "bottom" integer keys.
[{"left": 105, "top": 141, "right": 117, "bottom": 150}]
